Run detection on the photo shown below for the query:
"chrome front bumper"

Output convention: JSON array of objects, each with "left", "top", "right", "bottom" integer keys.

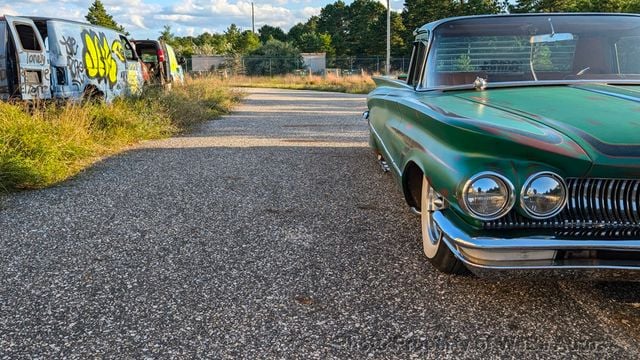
[{"left": 433, "top": 211, "right": 640, "bottom": 280}]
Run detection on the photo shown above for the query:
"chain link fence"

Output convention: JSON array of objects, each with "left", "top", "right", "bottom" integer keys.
[{"left": 184, "top": 56, "right": 411, "bottom": 76}]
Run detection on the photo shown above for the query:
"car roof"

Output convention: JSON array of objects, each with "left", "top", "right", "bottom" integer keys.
[{"left": 416, "top": 12, "right": 640, "bottom": 35}]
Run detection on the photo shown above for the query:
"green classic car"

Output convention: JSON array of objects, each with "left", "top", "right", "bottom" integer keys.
[{"left": 366, "top": 13, "right": 640, "bottom": 278}]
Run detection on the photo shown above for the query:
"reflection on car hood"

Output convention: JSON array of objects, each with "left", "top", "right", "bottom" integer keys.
[{"left": 453, "top": 84, "right": 640, "bottom": 178}]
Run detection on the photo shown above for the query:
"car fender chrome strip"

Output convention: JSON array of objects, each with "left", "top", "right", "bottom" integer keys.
[{"left": 368, "top": 122, "right": 401, "bottom": 176}]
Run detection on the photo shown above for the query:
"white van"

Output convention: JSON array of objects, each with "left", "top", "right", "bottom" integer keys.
[{"left": 0, "top": 16, "right": 144, "bottom": 102}]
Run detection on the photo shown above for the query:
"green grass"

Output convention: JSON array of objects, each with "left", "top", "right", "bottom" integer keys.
[
  {"left": 0, "top": 77, "right": 242, "bottom": 190},
  {"left": 223, "top": 74, "right": 376, "bottom": 94}
]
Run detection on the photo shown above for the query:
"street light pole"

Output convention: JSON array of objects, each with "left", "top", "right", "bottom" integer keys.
[
  {"left": 386, "top": 0, "right": 390, "bottom": 75},
  {"left": 252, "top": 2, "right": 255, "bottom": 33}
]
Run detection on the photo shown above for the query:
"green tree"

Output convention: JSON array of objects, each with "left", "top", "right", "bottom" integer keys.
[
  {"left": 258, "top": 25, "right": 287, "bottom": 43},
  {"left": 347, "top": 0, "right": 387, "bottom": 56},
  {"left": 576, "top": 0, "right": 640, "bottom": 12},
  {"left": 402, "top": 0, "right": 503, "bottom": 47},
  {"left": 509, "top": 0, "right": 640, "bottom": 12},
  {"left": 460, "top": 0, "right": 504, "bottom": 14},
  {"left": 85, "top": 0, "right": 128, "bottom": 34},
  {"left": 509, "top": 0, "right": 579, "bottom": 12},
  {"left": 317, "top": 1, "right": 350, "bottom": 56},
  {"left": 159, "top": 25, "right": 174, "bottom": 43},
  {"left": 402, "top": 0, "right": 458, "bottom": 42},
  {"left": 370, "top": 11, "right": 408, "bottom": 56},
  {"left": 287, "top": 19, "right": 319, "bottom": 47},
  {"left": 223, "top": 25, "right": 259, "bottom": 55},
  {"left": 244, "top": 39, "right": 303, "bottom": 75},
  {"left": 297, "top": 32, "right": 336, "bottom": 57},
  {"left": 236, "top": 30, "right": 261, "bottom": 54}
]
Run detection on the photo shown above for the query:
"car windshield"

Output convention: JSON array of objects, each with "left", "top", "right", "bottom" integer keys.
[{"left": 426, "top": 15, "right": 640, "bottom": 88}]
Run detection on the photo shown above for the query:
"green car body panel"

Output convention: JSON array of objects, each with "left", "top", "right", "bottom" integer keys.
[
  {"left": 369, "top": 80, "right": 640, "bottom": 208},
  {"left": 368, "top": 79, "right": 634, "bottom": 226}
]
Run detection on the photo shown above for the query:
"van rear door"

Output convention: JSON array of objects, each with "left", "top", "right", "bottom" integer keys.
[{"left": 5, "top": 16, "right": 50, "bottom": 100}]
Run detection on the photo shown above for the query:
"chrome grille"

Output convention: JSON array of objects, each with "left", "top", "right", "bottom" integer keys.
[{"left": 484, "top": 178, "right": 640, "bottom": 230}]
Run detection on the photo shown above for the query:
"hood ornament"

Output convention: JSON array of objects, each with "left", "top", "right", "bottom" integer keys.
[{"left": 474, "top": 77, "right": 488, "bottom": 91}]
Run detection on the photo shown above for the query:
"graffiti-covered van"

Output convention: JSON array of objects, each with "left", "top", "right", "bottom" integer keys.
[{"left": 0, "top": 16, "right": 144, "bottom": 102}]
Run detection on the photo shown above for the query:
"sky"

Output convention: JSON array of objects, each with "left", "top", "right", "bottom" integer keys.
[{"left": 0, "top": 0, "right": 406, "bottom": 39}]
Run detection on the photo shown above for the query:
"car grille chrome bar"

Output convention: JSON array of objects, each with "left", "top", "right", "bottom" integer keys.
[{"left": 484, "top": 178, "right": 640, "bottom": 230}]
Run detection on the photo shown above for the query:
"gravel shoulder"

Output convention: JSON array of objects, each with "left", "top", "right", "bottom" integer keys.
[{"left": 0, "top": 88, "right": 639, "bottom": 358}]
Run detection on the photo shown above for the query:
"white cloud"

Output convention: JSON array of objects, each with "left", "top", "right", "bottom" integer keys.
[
  {"left": 0, "top": 5, "right": 18, "bottom": 16},
  {"left": 129, "top": 14, "right": 146, "bottom": 29},
  {"left": 301, "top": 6, "right": 320, "bottom": 18}
]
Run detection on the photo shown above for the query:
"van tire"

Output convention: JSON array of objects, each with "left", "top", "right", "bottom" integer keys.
[{"left": 83, "top": 86, "right": 104, "bottom": 102}]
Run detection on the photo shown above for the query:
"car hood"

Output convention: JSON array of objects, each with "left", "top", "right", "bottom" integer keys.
[{"left": 453, "top": 84, "right": 640, "bottom": 178}]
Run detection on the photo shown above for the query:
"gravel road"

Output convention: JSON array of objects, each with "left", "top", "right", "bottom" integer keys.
[{"left": 1, "top": 88, "right": 640, "bottom": 358}]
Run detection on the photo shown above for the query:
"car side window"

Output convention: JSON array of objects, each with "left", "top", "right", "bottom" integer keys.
[
  {"left": 615, "top": 36, "right": 640, "bottom": 74},
  {"left": 407, "top": 40, "right": 428, "bottom": 87}
]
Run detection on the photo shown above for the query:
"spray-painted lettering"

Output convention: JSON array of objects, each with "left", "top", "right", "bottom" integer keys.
[
  {"left": 60, "top": 35, "right": 85, "bottom": 86},
  {"left": 27, "top": 53, "right": 46, "bottom": 65},
  {"left": 20, "top": 69, "right": 49, "bottom": 98},
  {"left": 82, "top": 30, "right": 125, "bottom": 88}
]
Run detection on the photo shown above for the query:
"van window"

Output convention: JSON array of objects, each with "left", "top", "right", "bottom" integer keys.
[
  {"left": 0, "top": 21, "right": 6, "bottom": 61},
  {"left": 15, "top": 24, "right": 42, "bottom": 51},
  {"left": 120, "top": 36, "right": 137, "bottom": 61}
]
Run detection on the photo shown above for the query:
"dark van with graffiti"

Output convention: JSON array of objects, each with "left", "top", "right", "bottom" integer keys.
[{"left": 0, "top": 16, "right": 143, "bottom": 102}]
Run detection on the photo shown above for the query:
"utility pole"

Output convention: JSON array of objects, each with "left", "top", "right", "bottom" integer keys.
[
  {"left": 386, "top": 0, "right": 390, "bottom": 75},
  {"left": 251, "top": 2, "right": 255, "bottom": 33}
]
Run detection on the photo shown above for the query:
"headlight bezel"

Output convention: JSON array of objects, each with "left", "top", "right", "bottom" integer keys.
[
  {"left": 461, "top": 172, "right": 516, "bottom": 221},
  {"left": 519, "top": 171, "right": 568, "bottom": 219}
]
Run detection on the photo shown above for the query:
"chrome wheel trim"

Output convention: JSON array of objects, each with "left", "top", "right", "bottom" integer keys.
[{"left": 421, "top": 176, "right": 441, "bottom": 259}]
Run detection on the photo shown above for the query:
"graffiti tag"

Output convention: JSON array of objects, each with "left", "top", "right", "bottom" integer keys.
[
  {"left": 82, "top": 30, "right": 125, "bottom": 88},
  {"left": 111, "top": 41, "right": 126, "bottom": 62},
  {"left": 20, "top": 68, "right": 49, "bottom": 98},
  {"left": 27, "top": 53, "right": 46, "bottom": 65},
  {"left": 60, "top": 35, "right": 85, "bottom": 86}
]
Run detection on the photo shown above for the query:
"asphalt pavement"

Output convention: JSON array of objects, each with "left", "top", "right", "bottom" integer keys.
[{"left": 1, "top": 88, "right": 640, "bottom": 358}]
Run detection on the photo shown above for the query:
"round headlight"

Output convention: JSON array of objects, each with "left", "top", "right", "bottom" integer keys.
[
  {"left": 463, "top": 172, "right": 515, "bottom": 220},
  {"left": 520, "top": 172, "right": 567, "bottom": 219}
]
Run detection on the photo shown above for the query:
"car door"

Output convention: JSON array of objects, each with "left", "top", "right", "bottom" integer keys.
[
  {"left": 5, "top": 16, "right": 51, "bottom": 100},
  {"left": 120, "top": 36, "right": 143, "bottom": 95},
  {"left": 164, "top": 44, "right": 184, "bottom": 84}
]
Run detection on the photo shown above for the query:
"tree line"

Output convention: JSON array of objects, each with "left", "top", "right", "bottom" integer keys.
[{"left": 86, "top": 0, "right": 640, "bottom": 61}]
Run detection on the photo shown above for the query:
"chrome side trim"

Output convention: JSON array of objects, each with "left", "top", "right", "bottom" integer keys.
[{"left": 368, "top": 122, "right": 401, "bottom": 176}]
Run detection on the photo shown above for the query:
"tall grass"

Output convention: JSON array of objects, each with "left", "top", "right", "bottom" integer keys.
[
  {"left": 223, "top": 74, "right": 376, "bottom": 94},
  {"left": 0, "top": 77, "right": 241, "bottom": 190}
]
